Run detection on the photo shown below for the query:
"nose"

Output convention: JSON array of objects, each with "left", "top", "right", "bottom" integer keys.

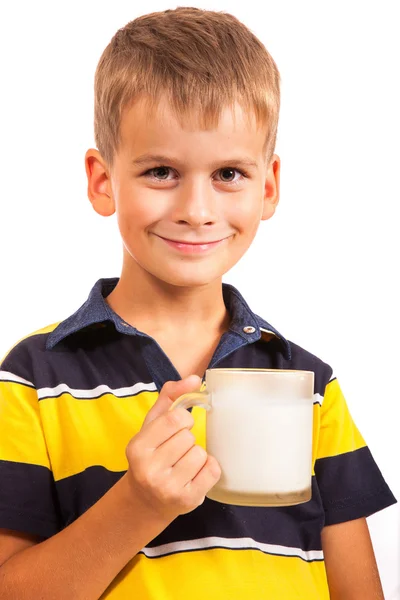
[{"left": 171, "top": 178, "right": 217, "bottom": 227}]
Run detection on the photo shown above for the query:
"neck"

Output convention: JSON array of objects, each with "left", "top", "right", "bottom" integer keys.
[{"left": 106, "top": 262, "right": 230, "bottom": 336}]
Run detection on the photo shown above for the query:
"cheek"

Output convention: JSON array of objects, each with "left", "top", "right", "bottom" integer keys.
[
  {"left": 229, "top": 197, "right": 263, "bottom": 233},
  {"left": 240, "top": 220, "right": 261, "bottom": 246},
  {"left": 116, "top": 188, "right": 161, "bottom": 230}
]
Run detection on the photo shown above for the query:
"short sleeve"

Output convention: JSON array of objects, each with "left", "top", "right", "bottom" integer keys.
[
  {"left": 314, "top": 376, "right": 396, "bottom": 526},
  {"left": 0, "top": 365, "right": 61, "bottom": 538}
]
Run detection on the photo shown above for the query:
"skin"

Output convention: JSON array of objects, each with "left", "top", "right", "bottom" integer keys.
[
  {"left": 88, "top": 97, "right": 279, "bottom": 290},
  {"left": 0, "top": 98, "right": 384, "bottom": 599}
]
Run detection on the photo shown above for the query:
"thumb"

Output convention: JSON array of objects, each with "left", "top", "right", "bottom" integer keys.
[{"left": 142, "top": 374, "right": 202, "bottom": 427}]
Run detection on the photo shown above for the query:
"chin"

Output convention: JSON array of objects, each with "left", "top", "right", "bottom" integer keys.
[{"left": 154, "top": 266, "right": 226, "bottom": 288}]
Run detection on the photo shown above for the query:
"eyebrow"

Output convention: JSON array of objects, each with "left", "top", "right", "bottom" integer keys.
[
  {"left": 131, "top": 153, "right": 259, "bottom": 169},
  {"left": 132, "top": 154, "right": 180, "bottom": 167}
]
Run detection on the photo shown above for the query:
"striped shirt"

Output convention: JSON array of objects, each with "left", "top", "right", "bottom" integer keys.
[{"left": 0, "top": 278, "right": 396, "bottom": 599}]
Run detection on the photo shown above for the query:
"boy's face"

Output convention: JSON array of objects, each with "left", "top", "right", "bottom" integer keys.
[{"left": 86, "top": 97, "right": 280, "bottom": 288}]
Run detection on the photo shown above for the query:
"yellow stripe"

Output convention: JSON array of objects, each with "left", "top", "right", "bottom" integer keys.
[
  {"left": 40, "top": 392, "right": 206, "bottom": 481},
  {"left": 191, "top": 405, "right": 206, "bottom": 449},
  {"left": 1, "top": 322, "right": 60, "bottom": 363},
  {"left": 0, "top": 381, "right": 51, "bottom": 468},
  {"left": 316, "top": 378, "right": 366, "bottom": 459},
  {"left": 191, "top": 382, "right": 207, "bottom": 449},
  {"left": 1, "top": 378, "right": 208, "bottom": 481},
  {"left": 101, "top": 548, "right": 329, "bottom": 599},
  {"left": 39, "top": 390, "right": 158, "bottom": 480}
]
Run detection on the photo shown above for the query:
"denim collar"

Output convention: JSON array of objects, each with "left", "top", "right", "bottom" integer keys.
[{"left": 46, "top": 278, "right": 290, "bottom": 359}]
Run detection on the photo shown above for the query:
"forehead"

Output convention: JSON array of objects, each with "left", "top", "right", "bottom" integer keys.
[{"left": 118, "top": 96, "right": 268, "bottom": 160}]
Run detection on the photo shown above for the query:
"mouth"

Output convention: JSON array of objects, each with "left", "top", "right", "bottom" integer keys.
[{"left": 154, "top": 235, "right": 230, "bottom": 254}]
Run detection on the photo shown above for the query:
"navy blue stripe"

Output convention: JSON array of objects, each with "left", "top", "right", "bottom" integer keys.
[
  {"left": 55, "top": 466, "right": 124, "bottom": 527},
  {"left": 53, "top": 466, "right": 324, "bottom": 552},
  {"left": 2, "top": 326, "right": 153, "bottom": 392},
  {"left": 1, "top": 456, "right": 395, "bottom": 548},
  {"left": 0, "top": 460, "right": 62, "bottom": 538},
  {"left": 150, "top": 481, "right": 324, "bottom": 552},
  {"left": 314, "top": 446, "right": 397, "bottom": 525}
]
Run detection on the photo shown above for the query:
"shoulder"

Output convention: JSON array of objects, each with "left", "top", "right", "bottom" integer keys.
[
  {"left": 257, "top": 324, "right": 335, "bottom": 395},
  {"left": 286, "top": 340, "right": 333, "bottom": 376},
  {"left": 0, "top": 322, "right": 61, "bottom": 383},
  {"left": 287, "top": 340, "right": 335, "bottom": 397}
]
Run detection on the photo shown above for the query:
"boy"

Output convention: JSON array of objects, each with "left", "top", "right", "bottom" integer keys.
[{"left": 0, "top": 7, "right": 396, "bottom": 599}]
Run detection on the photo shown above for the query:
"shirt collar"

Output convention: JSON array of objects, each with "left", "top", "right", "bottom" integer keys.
[{"left": 46, "top": 278, "right": 291, "bottom": 359}]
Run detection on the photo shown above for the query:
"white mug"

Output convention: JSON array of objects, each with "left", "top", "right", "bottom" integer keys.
[{"left": 170, "top": 368, "right": 314, "bottom": 507}]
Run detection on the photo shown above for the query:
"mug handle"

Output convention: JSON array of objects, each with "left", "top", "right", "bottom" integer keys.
[{"left": 169, "top": 390, "right": 211, "bottom": 412}]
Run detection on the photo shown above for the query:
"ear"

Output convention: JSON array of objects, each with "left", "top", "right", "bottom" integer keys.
[
  {"left": 261, "top": 154, "right": 280, "bottom": 221},
  {"left": 85, "top": 149, "right": 115, "bottom": 217}
]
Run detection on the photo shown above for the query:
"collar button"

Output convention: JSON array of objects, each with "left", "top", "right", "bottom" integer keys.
[{"left": 243, "top": 326, "right": 256, "bottom": 334}]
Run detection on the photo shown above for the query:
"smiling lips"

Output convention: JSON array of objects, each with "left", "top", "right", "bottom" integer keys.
[{"left": 156, "top": 235, "right": 229, "bottom": 254}]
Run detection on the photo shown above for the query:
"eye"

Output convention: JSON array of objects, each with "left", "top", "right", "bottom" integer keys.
[
  {"left": 141, "top": 166, "right": 177, "bottom": 182},
  {"left": 215, "top": 168, "right": 246, "bottom": 184},
  {"left": 150, "top": 166, "right": 173, "bottom": 180}
]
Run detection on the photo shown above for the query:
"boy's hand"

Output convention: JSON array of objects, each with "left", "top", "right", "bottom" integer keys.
[{"left": 125, "top": 376, "right": 221, "bottom": 522}]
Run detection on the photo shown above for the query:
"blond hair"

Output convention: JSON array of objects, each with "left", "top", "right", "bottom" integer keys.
[{"left": 94, "top": 7, "right": 280, "bottom": 165}]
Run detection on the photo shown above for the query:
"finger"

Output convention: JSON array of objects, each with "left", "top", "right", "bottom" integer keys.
[
  {"left": 136, "top": 407, "right": 195, "bottom": 451},
  {"left": 153, "top": 427, "right": 196, "bottom": 469},
  {"left": 171, "top": 444, "right": 209, "bottom": 488},
  {"left": 185, "top": 455, "right": 221, "bottom": 499},
  {"left": 143, "top": 375, "right": 202, "bottom": 427}
]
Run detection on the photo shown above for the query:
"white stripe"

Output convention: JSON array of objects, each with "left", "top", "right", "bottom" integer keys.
[
  {"left": 313, "top": 392, "right": 323, "bottom": 406},
  {"left": 37, "top": 381, "right": 157, "bottom": 400},
  {"left": 141, "top": 536, "right": 323, "bottom": 562},
  {"left": 2, "top": 372, "right": 323, "bottom": 406},
  {"left": 0, "top": 370, "right": 34, "bottom": 387}
]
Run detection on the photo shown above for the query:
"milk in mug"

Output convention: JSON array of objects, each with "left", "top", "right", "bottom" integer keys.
[{"left": 170, "top": 369, "right": 314, "bottom": 507}]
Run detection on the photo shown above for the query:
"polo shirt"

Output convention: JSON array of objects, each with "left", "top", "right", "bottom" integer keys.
[{"left": 0, "top": 278, "right": 396, "bottom": 599}]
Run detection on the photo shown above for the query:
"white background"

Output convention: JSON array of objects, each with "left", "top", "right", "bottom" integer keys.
[{"left": 0, "top": 0, "right": 399, "bottom": 596}]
